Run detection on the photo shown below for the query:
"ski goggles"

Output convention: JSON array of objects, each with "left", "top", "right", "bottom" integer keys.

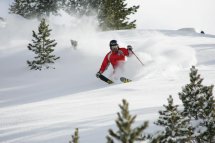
[{"left": 111, "top": 45, "right": 118, "bottom": 50}]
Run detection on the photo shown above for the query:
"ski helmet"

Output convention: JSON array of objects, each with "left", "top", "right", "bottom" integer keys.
[{"left": 109, "top": 40, "right": 118, "bottom": 47}]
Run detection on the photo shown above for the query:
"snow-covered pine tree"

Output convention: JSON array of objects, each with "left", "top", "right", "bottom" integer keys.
[
  {"left": 179, "top": 66, "right": 205, "bottom": 119},
  {"left": 9, "top": 0, "right": 34, "bottom": 18},
  {"left": 199, "top": 85, "right": 214, "bottom": 119},
  {"left": 35, "top": 0, "right": 58, "bottom": 18},
  {"left": 151, "top": 95, "right": 193, "bottom": 143},
  {"left": 198, "top": 85, "right": 215, "bottom": 143},
  {"left": 9, "top": 0, "right": 59, "bottom": 19},
  {"left": 61, "top": 0, "right": 100, "bottom": 16},
  {"left": 27, "top": 18, "right": 59, "bottom": 70},
  {"left": 107, "top": 99, "right": 148, "bottom": 143},
  {"left": 178, "top": 66, "right": 215, "bottom": 142},
  {"left": 98, "top": 0, "right": 139, "bottom": 30},
  {"left": 200, "top": 110, "right": 215, "bottom": 143},
  {"left": 69, "top": 128, "right": 79, "bottom": 143}
]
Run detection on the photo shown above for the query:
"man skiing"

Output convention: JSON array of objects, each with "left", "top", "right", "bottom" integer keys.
[{"left": 96, "top": 40, "right": 133, "bottom": 80}]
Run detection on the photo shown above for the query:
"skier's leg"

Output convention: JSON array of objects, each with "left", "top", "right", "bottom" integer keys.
[{"left": 110, "top": 62, "right": 125, "bottom": 81}]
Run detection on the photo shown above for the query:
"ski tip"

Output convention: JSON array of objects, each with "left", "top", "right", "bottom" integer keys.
[
  {"left": 120, "top": 77, "right": 132, "bottom": 83},
  {"left": 107, "top": 80, "right": 114, "bottom": 84},
  {"left": 99, "top": 74, "right": 114, "bottom": 84}
]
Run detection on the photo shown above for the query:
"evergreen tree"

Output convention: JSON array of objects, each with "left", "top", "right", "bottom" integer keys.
[
  {"left": 98, "top": 0, "right": 139, "bottom": 30},
  {"left": 69, "top": 128, "right": 79, "bottom": 143},
  {"left": 27, "top": 18, "right": 59, "bottom": 70},
  {"left": 198, "top": 85, "right": 215, "bottom": 142},
  {"left": 35, "top": 0, "right": 59, "bottom": 18},
  {"left": 178, "top": 66, "right": 215, "bottom": 142},
  {"left": 9, "top": 0, "right": 59, "bottom": 19},
  {"left": 152, "top": 95, "right": 193, "bottom": 143},
  {"left": 61, "top": 0, "right": 102, "bottom": 16},
  {"left": 201, "top": 85, "right": 214, "bottom": 118},
  {"left": 107, "top": 99, "right": 148, "bottom": 143},
  {"left": 179, "top": 66, "right": 205, "bottom": 119},
  {"left": 61, "top": 0, "right": 88, "bottom": 16},
  {"left": 199, "top": 109, "right": 215, "bottom": 143},
  {"left": 9, "top": 0, "right": 34, "bottom": 18}
]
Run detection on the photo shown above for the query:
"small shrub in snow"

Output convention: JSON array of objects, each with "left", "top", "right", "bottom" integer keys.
[
  {"left": 106, "top": 99, "right": 148, "bottom": 143},
  {"left": 69, "top": 128, "right": 79, "bottom": 143}
]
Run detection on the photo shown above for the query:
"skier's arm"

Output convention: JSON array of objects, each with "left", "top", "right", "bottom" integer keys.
[
  {"left": 99, "top": 54, "right": 110, "bottom": 73},
  {"left": 121, "top": 47, "right": 132, "bottom": 56}
]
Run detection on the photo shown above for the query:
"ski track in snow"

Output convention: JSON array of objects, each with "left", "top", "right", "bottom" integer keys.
[{"left": 1, "top": 14, "right": 215, "bottom": 143}]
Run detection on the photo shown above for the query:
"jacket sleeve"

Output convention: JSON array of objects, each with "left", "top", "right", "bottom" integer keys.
[
  {"left": 99, "top": 53, "right": 110, "bottom": 73},
  {"left": 120, "top": 48, "right": 132, "bottom": 56}
]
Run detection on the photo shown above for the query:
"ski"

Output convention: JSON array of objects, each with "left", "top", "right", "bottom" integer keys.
[
  {"left": 120, "top": 77, "right": 132, "bottom": 83},
  {"left": 98, "top": 74, "right": 114, "bottom": 84}
]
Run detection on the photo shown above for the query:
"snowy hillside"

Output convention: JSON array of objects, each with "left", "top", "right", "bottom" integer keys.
[{"left": 1, "top": 14, "right": 215, "bottom": 143}]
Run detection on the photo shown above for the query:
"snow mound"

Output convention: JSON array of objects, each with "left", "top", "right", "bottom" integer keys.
[{"left": 177, "top": 28, "right": 197, "bottom": 33}]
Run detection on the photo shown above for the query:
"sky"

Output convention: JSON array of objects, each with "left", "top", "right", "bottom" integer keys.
[
  {"left": 0, "top": 0, "right": 11, "bottom": 17},
  {"left": 0, "top": 0, "right": 215, "bottom": 34},
  {"left": 129, "top": 0, "right": 215, "bottom": 34}
]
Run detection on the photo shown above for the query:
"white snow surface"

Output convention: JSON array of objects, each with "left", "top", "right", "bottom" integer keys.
[{"left": 1, "top": 13, "right": 215, "bottom": 143}]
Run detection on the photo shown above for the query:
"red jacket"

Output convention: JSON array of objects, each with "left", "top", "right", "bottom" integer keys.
[{"left": 99, "top": 48, "right": 130, "bottom": 73}]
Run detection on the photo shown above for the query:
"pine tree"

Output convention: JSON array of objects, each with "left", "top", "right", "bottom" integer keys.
[
  {"left": 198, "top": 85, "right": 215, "bottom": 142},
  {"left": 179, "top": 66, "right": 205, "bottom": 119},
  {"left": 98, "top": 0, "right": 139, "bottom": 30},
  {"left": 201, "top": 85, "right": 215, "bottom": 118},
  {"left": 106, "top": 136, "right": 114, "bottom": 143},
  {"left": 107, "top": 99, "right": 148, "bottom": 143},
  {"left": 61, "top": 0, "right": 87, "bottom": 16},
  {"left": 9, "top": 0, "right": 59, "bottom": 19},
  {"left": 152, "top": 95, "right": 193, "bottom": 143},
  {"left": 69, "top": 128, "right": 79, "bottom": 143},
  {"left": 35, "top": 0, "right": 59, "bottom": 18},
  {"left": 9, "top": 0, "right": 35, "bottom": 18},
  {"left": 178, "top": 66, "right": 215, "bottom": 142},
  {"left": 61, "top": 0, "right": 102, "bottom": 16},
  {"left": 200, "top": 109, "right": 215, "bottom": 143},
  {"left": 27, "top": 18, "right": 59, "bottom": 70}
]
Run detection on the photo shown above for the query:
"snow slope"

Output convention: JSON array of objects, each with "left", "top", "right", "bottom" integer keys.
[{"left": 1, "top": 14, "right": 215, "bottom": 143}]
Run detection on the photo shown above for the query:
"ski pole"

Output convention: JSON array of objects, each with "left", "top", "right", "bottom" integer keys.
[{"left": 131, "top": 50, "right": 144, "bottom": 66}]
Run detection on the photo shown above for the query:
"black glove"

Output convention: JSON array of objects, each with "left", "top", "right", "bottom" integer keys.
[
  {"left": 96, "top": 71, "right": 101, "bottom": 78},
  {"left": 127, "top": 45, "right": 133, "bottom": 51}
]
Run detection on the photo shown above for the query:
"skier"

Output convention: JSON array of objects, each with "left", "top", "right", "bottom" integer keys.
[{"left": 96, "top": 40, "right": 133, "bottom": 80}]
